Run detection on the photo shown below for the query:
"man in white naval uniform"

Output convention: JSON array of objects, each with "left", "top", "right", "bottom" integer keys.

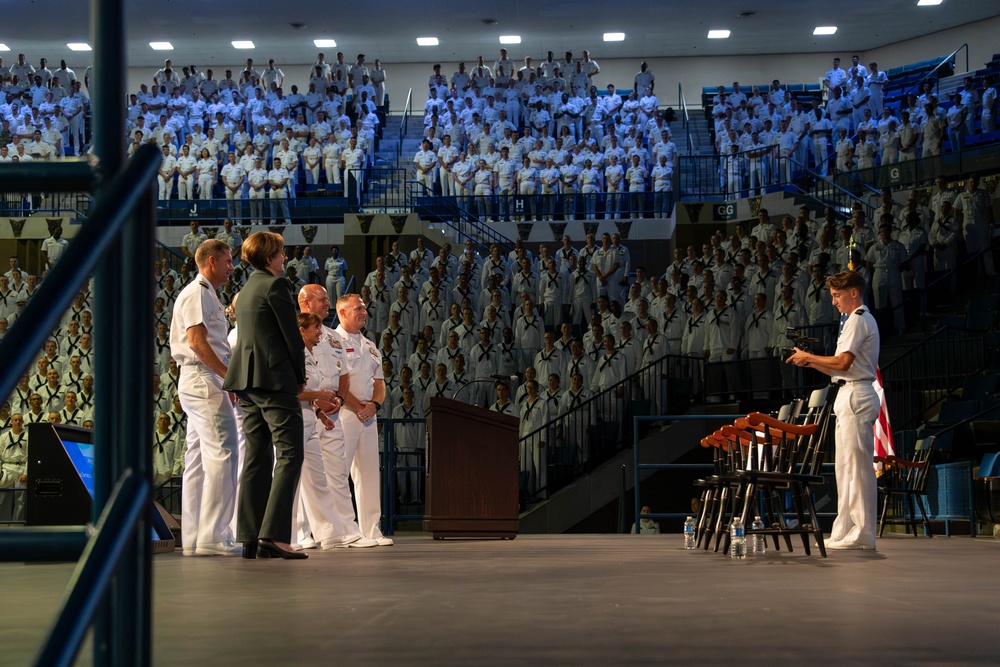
[
  {"left": 335, "top": 294, "right": 393, "bottom": 547},
  {"left": 169, "top": 239, "right": 241, "bottom": 556},
  {"left": 296, "top": 285, "right": 361, "bottom": 549},
  {"left": 788, "top": 271, "right": 880, "bottom": 551}
]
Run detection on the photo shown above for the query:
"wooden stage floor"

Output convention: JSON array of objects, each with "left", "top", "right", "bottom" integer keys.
[{"left": 4, "top": 533, "right": 999, "bottom": 665}]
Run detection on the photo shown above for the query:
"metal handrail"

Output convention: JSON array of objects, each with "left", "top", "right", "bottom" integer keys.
[
  {"left": 401, "top": 88, "right": 413, "bottom": 138},
  {"left": 928, "top": 400, "right": 1000, "bottom": 448},
  {"left": 0, "top": 144, "right": 161, "bottom": 402},
  {"left": 881, "top": 325, "right": 986, "bottom": 429},
  {"left": 406, "top": 179, "right": 515, "bottom": 251},
  {"left": 782, "top": 156, "right": 878, "bottom": 219},
  {"left": 886, "top": 245, "right": 993, "bottom": 331},
  {"left": 34, "top": 469, "right": 150, "bottom": 667},
  {"left": 881, "top": 324, "right": 967, "bottom": 373},
  {"left": 678, "top": 82, "right": 692, "bottom": 155},
  {"left": 519, "top": 352, "right": 698, "bottom": 445},
  {"left": 908, "top": 44, "right": 968, "bottom": 100}
]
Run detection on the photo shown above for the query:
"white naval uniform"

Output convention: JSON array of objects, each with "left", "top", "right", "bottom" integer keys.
[
  {"left": 519, "top": 397, "right": 550, "bottom": 499},
  {"left": 829, "top": 307, "right": 880, "bottom": 548},
  {"left": 296, "top": 331, "right": 352, "bottom": 546},
  {"left": 334, "top": 325, "right": 387, "bottom": 541},
  {"left": 0, "top": 429, "right": 28, "bottom": 520},
  {"left": 170, "top": 274, "right": 239, "bottom": 553}
]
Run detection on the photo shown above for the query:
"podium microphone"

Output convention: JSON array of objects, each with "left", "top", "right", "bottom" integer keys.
[{"left": 453, "top": 375, "right": 518, "bottom": 401}]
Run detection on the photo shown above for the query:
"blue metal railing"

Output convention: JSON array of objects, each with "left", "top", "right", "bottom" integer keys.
[
  {"left": 678, "top": 82, "right": 693, "bottom": 155},
  {"left": 906, "top": 44, "right": 967, "bottom": 100},
  {"left": 632, "top": 414, "right": 741, "bottom": 532},
  {"left": 35, "top": 470, "right": 150, "bottom": 667},
  {"left": 382, "top": 416, "right": 428, "bottom": 534},
  {"left": 407, "top": 179, "right": 515, "bottom": 252},
  {"left": 0, "top": 60, "right": 159, "bottom": 662},
  {"left": 631, "top": 414, "right": 837, "bottom": 533}
]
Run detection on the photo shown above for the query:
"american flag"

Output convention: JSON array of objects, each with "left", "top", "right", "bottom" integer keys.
[{"left": 873, "top": 367, "right": 895, "bottom": 462}]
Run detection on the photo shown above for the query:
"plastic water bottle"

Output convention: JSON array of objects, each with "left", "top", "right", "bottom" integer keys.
[
  {"left": 683, "top": 516, "right": 696, "bottom": 550},
  {"left": 730, "top": 517, "right": 746, "bottom": 560},
  {"left": 751, "top": 516, "right": 766, "bottom": 555}
]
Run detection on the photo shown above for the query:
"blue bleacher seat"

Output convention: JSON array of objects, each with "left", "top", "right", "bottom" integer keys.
[
  {"left": 934, "top": 401, "right": 978, "bottom": 426},
  {"left": 962, "top": 375, "right": 999, "bottom": 405}
]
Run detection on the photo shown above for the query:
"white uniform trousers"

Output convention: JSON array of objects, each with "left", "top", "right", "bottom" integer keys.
[
  {"left": 248, "top": 188, "right": 265, "bottom": 224},
  {"left": 317, "top": 413, "right": 360, "bottom": 539},
  {"left": 830, "top": 383, "right": 880, "bottom": 547},
  {"left": 198, "top": 174, "right": 215, "bottom": 200},
  {"left": 325, "top": 275, "right": 346, "bottom": 303},
  {"left": 225, "top": 188, "right": 242, "bottom": 221},
  {"left": 178, "top": 367, "right": 239, "bottom": 551},
  {"left": 177, "top": 175, "right": 194, "bottom": 200},
  {"left": 340, "top": 409, "right": 385, "bottom": 540},
  {"left": 324, "top": 159, "right": 341, "bottom": 186},
  {"left": 521, "top": 435, "right": 547, "bottom": 500},
  {"left": 229, "top": 405, "right": 246, "bottom": 538},
  {"left": 157, "top": 175, "right": 173, "bottom": 200},
  {"left": 294, "top": 409, "right": 346, "bottom": 543}
]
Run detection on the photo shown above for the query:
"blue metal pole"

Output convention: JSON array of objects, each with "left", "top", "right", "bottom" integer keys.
[
  {"left": 90, "top": 0, "right": 126, "bottom": 663},
  {"left": 33, "top": 471, "right": 150, "bottom": 667},
  {"left": 114, "top": 184, "right": 156, "bottom": 666}
]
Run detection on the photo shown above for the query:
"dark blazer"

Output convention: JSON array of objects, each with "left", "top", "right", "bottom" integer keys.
[{"left": 224, "top": 269, "right": 305, "bottom": 394}]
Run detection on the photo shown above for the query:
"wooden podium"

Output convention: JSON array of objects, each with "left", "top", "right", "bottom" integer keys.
[{"left": 423, "top": 397, "right": 520, "bottom": 539}]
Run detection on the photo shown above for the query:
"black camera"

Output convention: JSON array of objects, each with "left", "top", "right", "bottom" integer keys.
[{"left": 784, "top": 326, "right": 820, "bottom": 357}]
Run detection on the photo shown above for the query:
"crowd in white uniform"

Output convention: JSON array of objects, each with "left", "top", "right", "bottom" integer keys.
[
  {"left": 0, "top": 54, "right": 90, "bottom": 162},
  {"left": 131, "top": 54, "right": 387, "bottom": 211},
  {"left": 0, "top": 51, "right": 386, "bottom": 214},
  {"left": 2, "top": 167, "right": 997, "bottom": 517},
  {"left": 412, "top": 53, "right": 677, "bottom": 219},
  {"left": 709, "top": 56, "right": 1000, "bottom": 193}
]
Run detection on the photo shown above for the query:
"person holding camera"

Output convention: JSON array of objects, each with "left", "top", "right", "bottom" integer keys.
[{"left": 786, "top": 271, "right": 880, "bottom": 551}]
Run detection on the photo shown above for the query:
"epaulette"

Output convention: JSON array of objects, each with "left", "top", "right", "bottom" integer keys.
[{"left": 854, "top": 308, "right": 864, "bottom": 315}]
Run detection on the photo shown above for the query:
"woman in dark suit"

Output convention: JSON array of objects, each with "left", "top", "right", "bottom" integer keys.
[{"left": 224, "top": 231, "right": 307, "bottom": 559}]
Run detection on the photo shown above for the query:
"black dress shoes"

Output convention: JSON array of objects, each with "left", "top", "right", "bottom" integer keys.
[
  {"left": 242, "top": 540, "right": 258, "bottom": 559},
  {"left": 257, "top": 538, "right": 308, "bottom": 559}
]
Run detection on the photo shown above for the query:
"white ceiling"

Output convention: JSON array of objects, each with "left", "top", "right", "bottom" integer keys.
[{"left": 0, "top": 0, "right": 997, "bottom": 70}]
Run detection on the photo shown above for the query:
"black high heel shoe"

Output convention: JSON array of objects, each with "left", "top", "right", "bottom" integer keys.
[
  {"left": 242, "top": 540, "right": 258, "bottom": 559},
  {"left": 257, "top": 538, "right": 308, "bottom": 559}
]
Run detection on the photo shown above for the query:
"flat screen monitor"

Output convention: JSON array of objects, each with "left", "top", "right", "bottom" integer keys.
[{"left": 60, "top": 440, "right": 95, "bottom": 498}]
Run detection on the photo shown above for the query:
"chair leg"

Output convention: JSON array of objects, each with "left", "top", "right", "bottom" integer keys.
[
  {"left": 701, "top": 485, "right": 720, "bottom": 550},
  {"left": 694, "top": 486, "right": 712, "bottom": 545},
  {"left": 802, "top": 482, "right": 827, "bottom": 558},
  {"left": 916, "top": 493, "right": 933, "bottom": 537},
  {"left": 769, "top": 488, "right": 794, "bottom": 552},
  {"left": 789, "top": 485, "right": 811, "bottom": 556},
  {"left": 714, "top": 486, "right": 731, "bottom": 553},
  {"left": 906, "top": 495, "right": 919, "bottom": 537},
  {"left": 763, "top": 491, "right": 791, "bottom": 551},
  {"left": 878, "top": 492, "right": 891, "bottom": 538}
]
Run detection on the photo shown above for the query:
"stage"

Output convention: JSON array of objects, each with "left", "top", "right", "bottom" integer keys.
[{"left": 4, "top": 534, "right": 998, "bottom": 665}]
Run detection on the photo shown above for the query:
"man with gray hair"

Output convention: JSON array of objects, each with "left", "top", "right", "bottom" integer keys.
[{"left": 170, "top": 239, "right": 241, "bottom": 556}]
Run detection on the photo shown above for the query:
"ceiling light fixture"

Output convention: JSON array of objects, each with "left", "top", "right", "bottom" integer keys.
[
  {"left": 813, "top": 26, "right": 838, "bottom": 35},
  {"left": 707, "top": 30, "right": 731, "bottom": 39},
  {"left": 314, "top": 39, "right": 337, "bottom": 48},
  {"left": 603, "top": 32, "right": 625, "bottom": 42},
  {"left": 917, "top": 0, "right": 943, "bottom": 5},
  {"left": 416, "top": 37, "right": 439, "bottom": 46},
  {"left": 231, "top": 40, "right": 255, "bottom": 49},
  {"left": 499, "top": 35, "right": 521, "bottom": 45},
  {"left": 67, "top": 43, "right": 92, "bottom": 51},
  {"left": 149, "top": 42, "right": 174, "bottom": 51},
  {"left": 0, "top": 44, "right": 10, "bottom": 52}
]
